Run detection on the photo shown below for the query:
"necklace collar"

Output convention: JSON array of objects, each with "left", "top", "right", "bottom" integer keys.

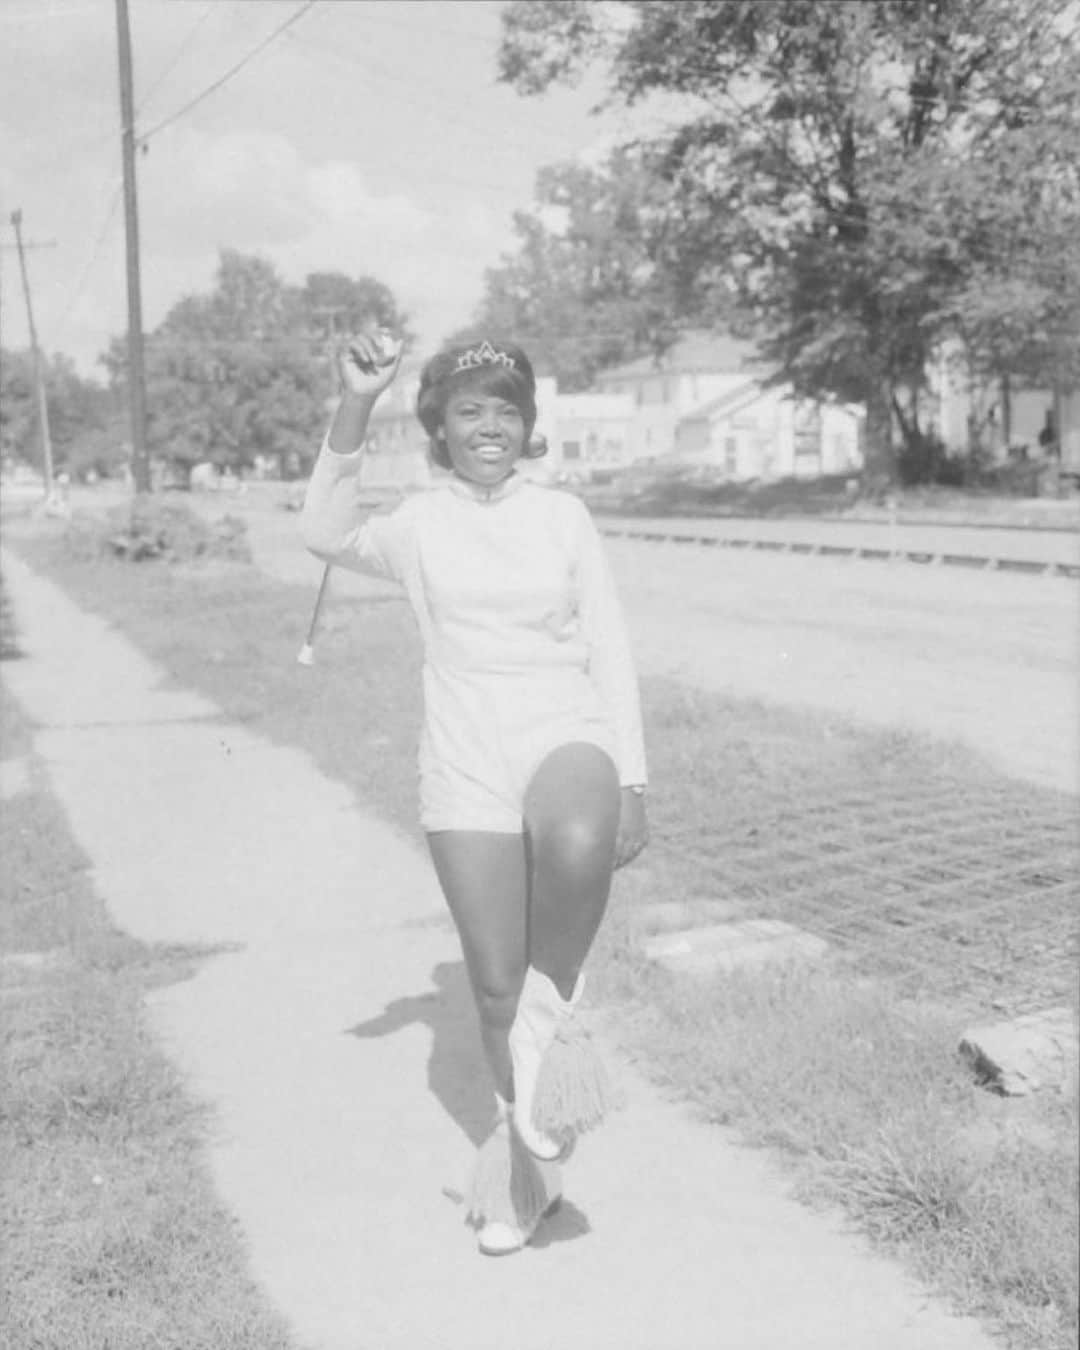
[{"left": 445, "top": 470, "right": 525, "bottom": 505}]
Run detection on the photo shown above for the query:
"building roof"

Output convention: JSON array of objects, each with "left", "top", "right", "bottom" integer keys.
[
  {"left": 680, "top": 379, "right": 764, "bottom": 422},
  {"left": 593, "top": 330, "right": 770, "bottom": 382}
]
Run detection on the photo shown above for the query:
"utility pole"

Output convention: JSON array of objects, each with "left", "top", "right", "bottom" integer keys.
[
  {"left": 8, "top": 211, "right": 56, "bottom": 498},
  {"left": 115, "top": 0, "right": 150, "bottom": 493},
  {"left": 0, "top": 234, "right": 58, "bottom": 462}
]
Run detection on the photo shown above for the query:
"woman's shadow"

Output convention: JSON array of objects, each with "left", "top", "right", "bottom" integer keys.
[{"left": 346, "top": 959, "right": 590, "bottom": 1246}]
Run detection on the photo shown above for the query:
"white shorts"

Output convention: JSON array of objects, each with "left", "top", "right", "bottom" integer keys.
[{"left": 418, "top": 664, "right": 617, "bottom": 833}]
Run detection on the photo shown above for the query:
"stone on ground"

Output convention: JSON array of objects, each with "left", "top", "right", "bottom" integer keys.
[
  {"left": 643, "top": 918, "right": 829, "bottom": 975},
  {"left": 959, "top": 1006, "right": 1079, "bottom": 1096}
]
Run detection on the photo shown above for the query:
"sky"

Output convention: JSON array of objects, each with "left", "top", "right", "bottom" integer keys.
[{"left": 0, "top": 0, "right": 633, "bottom": 377}]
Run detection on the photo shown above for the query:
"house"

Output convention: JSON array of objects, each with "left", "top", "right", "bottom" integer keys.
[
  {"left": 592, "top": 332, "right": 768, "bottom": 462},
  {"left": 674, "top": 381, "right": 863, "bottom": 480},
  {"left": 549, "top": 391, "right": 636, "bottom": 475},
  {"left": 928, "top": 338, "right": 1080, "bottom": 469},
  {"left": 593, "top": 330, "right": 864, "bottom": 479}
]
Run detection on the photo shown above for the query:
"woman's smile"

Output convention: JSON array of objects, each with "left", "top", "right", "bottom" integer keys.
[{"left": 442, "top": 390, "right": 526, "bottom": 483}]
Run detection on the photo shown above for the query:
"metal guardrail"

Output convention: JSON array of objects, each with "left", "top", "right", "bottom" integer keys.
[{"left": 601, "top": 525, "right": 1080, "bottom": 578}]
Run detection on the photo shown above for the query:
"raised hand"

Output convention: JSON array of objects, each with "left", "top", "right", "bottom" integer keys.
[{"left": 337, "top": 329, "right": 403, "bottom": 399}]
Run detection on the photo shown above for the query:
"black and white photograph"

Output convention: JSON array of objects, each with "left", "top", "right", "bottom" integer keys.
[{"left": 1, "top": 2, "right": 1077, "bottom": 1348}]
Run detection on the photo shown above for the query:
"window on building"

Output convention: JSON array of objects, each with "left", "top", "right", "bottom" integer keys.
[
  {"left": 793, "top": 404, "right": 823, "bottom": 460},
  {"left": 724, "top": 436, "right": 738, "bottom": 474},
  {"left": 563, "top": 441, "right": 581, "bottom": 461},
  {"left": 586, "top": 432, "right": 599, "bottom": 459}
]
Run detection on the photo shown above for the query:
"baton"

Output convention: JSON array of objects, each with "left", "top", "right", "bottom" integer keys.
[{"left": 297, "top": 563, "right": 332, "bottom": 666}]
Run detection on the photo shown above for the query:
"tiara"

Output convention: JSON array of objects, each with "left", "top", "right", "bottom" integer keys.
[{"left": 454, "top": 340, "right": 515, "bottom": 373}]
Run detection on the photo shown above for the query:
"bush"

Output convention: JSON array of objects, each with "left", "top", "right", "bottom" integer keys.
[{"left": 63, "top": 499, "right": 251, "bottom": 564}]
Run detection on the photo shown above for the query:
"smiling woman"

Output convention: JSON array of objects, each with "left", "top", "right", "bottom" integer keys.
[
  {"left": 416, "top": 339, "right": 542, "bottom": 488},
  {"left": 301, "top": 331, "right": 649, "bottom": 1257}
]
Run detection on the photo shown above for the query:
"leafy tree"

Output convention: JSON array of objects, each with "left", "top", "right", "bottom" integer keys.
[
  {"left": 1, "top": 347, "right": 122, "bottom": 479},
  {"left": 102, "top": 251, "right": 412, "bottom": 479},
  {"left": 499, "top": 0, "right": 1080, "bottom": 478},
  {"left": 296, "top": 272, "right": 413, "bottom": 346},
  {"left": 453, "top": 148, "right": 692, "bottom": 389},
  {"left": 0, "top": 349, "right": 35, "bottom": 465}
]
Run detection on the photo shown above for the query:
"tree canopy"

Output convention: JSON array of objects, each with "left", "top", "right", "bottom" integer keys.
[
  {"left": 498, "top": 0, "right": 1080, "bottom": 474},
  {"left": 450, "top": 147, "right": 700, "bottom": 390},
  {"left": 1, "top": 348, "right": 123, "bottom": 481},
  {"left": 102, "top": 251, "right": 412, "bottom": 476}
]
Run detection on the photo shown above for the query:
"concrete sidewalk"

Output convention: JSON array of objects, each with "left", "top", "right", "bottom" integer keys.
[{"left": 1, "top": 548, "right": 997, "bottom": 1350}]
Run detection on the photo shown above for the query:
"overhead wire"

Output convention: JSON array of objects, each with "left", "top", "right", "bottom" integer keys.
[
  {"left": 136, "top": 2, "right": 217, "bottom": 117},
  {"left": 53, "top": 178, "right": 125, "bottom": 334},
  {"left": 136, "top": 0, "right": 317, "bottom": 147},
  {"left": 40, "top": 2, "right": 314, "bottom": 344}
]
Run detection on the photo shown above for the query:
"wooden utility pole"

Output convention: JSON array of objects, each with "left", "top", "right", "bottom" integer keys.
[
  {"left": 115, "top": 0, "right": 150, "bottom": 493},
  {"left": 9, "top": 211, "right": 56, "bottom": 498}
]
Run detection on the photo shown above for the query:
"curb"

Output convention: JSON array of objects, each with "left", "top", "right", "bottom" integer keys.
[{"left": 600, "top": 526, "right": 1080, "bottom": 578}]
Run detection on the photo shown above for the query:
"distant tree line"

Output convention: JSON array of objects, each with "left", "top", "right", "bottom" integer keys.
[{"left": 2, "top": 251, "right": 411, "bottom": 484}]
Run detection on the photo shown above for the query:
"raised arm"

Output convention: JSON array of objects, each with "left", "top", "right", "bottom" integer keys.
[{"left": 300, "top": 333, "right": 408, "bottom": 576}]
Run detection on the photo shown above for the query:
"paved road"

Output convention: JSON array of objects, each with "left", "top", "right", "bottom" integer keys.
[{"left": 2, "top": 548, "right": 999, "bottom": 1350}]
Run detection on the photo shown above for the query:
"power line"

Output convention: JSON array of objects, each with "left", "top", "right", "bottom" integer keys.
[
  {"left": 136, "top": 2, "right": 216, "bottom": 116},
  {"left": 136, "top": 0, "right": 317, "bottom": 147},
  {"left": 56, "top": 178, "right": 125, "bottom": 331}
]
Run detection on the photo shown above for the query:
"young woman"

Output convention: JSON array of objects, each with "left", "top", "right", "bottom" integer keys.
[{"left": 302, "top": 333, "right": 648, "bottom": 1255}]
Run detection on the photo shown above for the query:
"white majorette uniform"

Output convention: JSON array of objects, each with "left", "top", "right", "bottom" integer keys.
[{"left": 302, "top": 441, "right": 648, "bottom": 833}]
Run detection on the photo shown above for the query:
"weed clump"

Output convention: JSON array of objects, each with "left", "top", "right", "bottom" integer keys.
[{"left": 63, "top": 499, "right": 251, "bottom": 564}]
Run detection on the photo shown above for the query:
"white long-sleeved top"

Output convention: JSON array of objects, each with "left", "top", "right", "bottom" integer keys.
[{"left": 301, "top": 441, "right": 648, "bottom": 787}]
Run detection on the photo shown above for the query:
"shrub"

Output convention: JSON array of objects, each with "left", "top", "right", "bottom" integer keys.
[{"left": 63, "top": 499, "right": 251, "bottom": 564}]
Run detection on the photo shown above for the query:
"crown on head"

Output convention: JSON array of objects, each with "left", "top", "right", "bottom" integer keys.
[{"left": 454, "top": 340, "right": 516, "bottom": 374}]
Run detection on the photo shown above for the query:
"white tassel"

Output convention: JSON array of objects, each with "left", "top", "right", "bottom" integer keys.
[{"left": 466, "top": 1105, "right": 548, "bottom": 1231}]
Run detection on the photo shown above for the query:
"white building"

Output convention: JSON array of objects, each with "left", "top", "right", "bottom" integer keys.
[
  {"left": 928, "top": 338, "right": 1080, "bottom": 469},
  {"left": 592, "top": 331, "right": 864, "bottom": 479},
  {"left": 674, "top": 382, "right": 863, "bottom": 480},
  {"left": 592, "top": 332, "right": 768, "bottom": 463}
]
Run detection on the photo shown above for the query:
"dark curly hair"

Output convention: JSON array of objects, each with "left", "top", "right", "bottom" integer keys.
[{"left": 415, "top": 340, "right": 546, "bottom": 469}]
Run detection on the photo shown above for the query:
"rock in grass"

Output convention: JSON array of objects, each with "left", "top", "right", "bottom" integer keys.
[
  {"left": 642, "top": 919, "right": 828, "bottom": 975},
  {"left": 959, "top": 1007, "right": 1079, "bottom": 1096}
]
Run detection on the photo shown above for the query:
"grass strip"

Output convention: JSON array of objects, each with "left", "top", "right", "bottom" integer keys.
[
  {"left": 6, "top": 521, "right": 1078, "bottom": 1350},
  {"left": 0, "top": 677, "right": 304, "bottom": 1349}
]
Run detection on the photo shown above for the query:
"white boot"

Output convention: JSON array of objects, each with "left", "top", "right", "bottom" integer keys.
[
  {"left": 508, "top": 967, "right": 584, "bottom": 1160},
  {"left": 471, "top": 1095, "right": 562, "bottom": 1257}
]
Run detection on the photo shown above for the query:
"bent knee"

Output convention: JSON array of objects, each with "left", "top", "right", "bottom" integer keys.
[
  {"left": 472, "top": 983, "right": 522, "bottom": 1033},
  {"left": 528, "top": 813, "right": 617, "bottom": 870}
]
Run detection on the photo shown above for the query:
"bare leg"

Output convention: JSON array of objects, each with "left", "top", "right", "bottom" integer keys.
[
  {"left": 426, "top": 831, "right": 528, "bottom": 1101},
  {"left": 523, "top": 743, "right": 621, "bottom": 1000}
]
